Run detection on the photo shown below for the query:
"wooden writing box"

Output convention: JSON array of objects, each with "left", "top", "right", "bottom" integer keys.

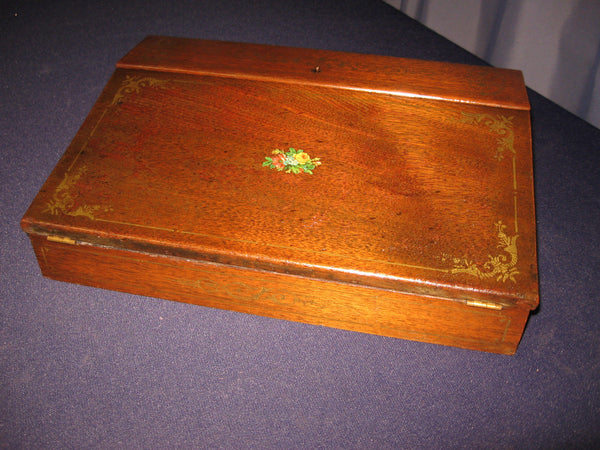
[{"left": 21, "top": 36, "right": 538, "bottom": 354}]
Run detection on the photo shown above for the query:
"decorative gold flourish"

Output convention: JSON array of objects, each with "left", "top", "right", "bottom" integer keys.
[
  {"left": 457, "top": 113, "right": 515, "bottom": 160},
  {"left": 44, "top": 166, "right": 111, "bottom": 220},
  {"left": 112, "top": 75, "right": 168, "bottom": 105},
  {"left": 449, "top": 221, "right": 519, "bottom": 283},
  {"left": 441, "top": 112, "right": 520, "bottom": 283}
]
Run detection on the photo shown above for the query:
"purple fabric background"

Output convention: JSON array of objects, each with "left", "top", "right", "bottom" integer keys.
[{"left": 2, "top": 0, "right": 599, "bottom": 447}]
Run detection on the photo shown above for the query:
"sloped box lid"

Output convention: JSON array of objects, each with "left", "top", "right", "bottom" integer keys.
[{"left": 21, "top": 36, "right": 539, "bottom": 311}]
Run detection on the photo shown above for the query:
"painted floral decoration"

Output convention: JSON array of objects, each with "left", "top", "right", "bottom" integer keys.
[{"left": 263, "top": 148, "right": 321, "bottom": 174}]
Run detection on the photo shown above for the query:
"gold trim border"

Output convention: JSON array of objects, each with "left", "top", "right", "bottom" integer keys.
[
  {"left": 445, "top": 113, "right": 520, "bottom": 282},
  {"left": 45, "top": 76, "right": 522, "bottom": 283}
]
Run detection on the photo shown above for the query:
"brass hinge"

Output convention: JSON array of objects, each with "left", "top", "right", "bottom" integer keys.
[
  {"left": 465, "top": 300, "right": 503, "bottom": 310},
  {"left": 47, "top": 235, "right": 77, "bottom": 245}
]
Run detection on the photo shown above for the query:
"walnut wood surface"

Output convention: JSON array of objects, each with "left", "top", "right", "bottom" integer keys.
[
  {"left": 118, "top": 36, "right": 530, "bottom": 110},
  {"left": 29, "top": 235, "right": 529, "bottom": 354},
  {"left": 21, "top": 36, "right": 539, "bottom": 352}
]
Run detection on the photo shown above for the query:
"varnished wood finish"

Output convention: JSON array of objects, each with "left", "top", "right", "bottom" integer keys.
[
  {"left": 21, "top": 36, "right": 538, "bottom": 353},
  {"left": 118, "top": 36, "right": 530, "bottom": 110},
  {"left": 29, "top": 235, "right": 529, "bottom": 354}
]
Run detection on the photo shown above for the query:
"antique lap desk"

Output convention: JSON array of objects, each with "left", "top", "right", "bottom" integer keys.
[{"left": 21, "top": 36, "right": 539, "bottom": 354}]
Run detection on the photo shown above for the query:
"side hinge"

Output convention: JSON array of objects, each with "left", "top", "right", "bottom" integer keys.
[
  {"left": 47, "top": 235, "right": 77, "bottom": 245},
  {"left": 465, "top": 300, "right": 503, "bottom": 310}
]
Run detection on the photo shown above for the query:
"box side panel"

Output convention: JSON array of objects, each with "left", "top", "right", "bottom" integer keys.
[{"left": 28, "top": 234, "right": 530, "bottom": 354}]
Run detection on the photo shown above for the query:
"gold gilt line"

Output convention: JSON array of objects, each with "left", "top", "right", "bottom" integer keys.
[
  {"left": 68, "top": 108, "right": 110, "bottom": 172},
  {"left": 68, "top": 75, "right": 169, "bottom": 172},
  {"left": 40, "top": 247, "right": 49, "bottom": 267},
  {"left": 447, "top": 112, "right": 520, "bottom": 282},
  {"left": 50, "top": 82, "right": 518, "bottom": 282},
  {"left": 512, "top": 155, "right": 519, "bottom": 234}
]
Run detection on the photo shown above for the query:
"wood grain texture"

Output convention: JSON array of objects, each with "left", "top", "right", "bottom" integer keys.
[
  {"left": 21, "top": 36, "right": 538, "bottom": 353},
  {"left": 29, "top": 235, "right": 529, "bottom": 354},
  {"left": 117, "top": 36, "right": 530, "bottom": 110}
]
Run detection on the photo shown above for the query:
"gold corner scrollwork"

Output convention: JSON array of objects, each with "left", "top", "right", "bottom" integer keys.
[
  {"left": 444, "top": 112, "right": 520, "bottom": 283},
  {"left": 44, "top": 166, "right": 112, "bottom": 220},
  {"left": 112, "top": 75, "right": 168, "bottom": 105},
  {"left": 457, "top": 113, "right": 515, "bottom": 161},
  {"left": 449, "top": 221, "right": 519, "bottom": 283}
]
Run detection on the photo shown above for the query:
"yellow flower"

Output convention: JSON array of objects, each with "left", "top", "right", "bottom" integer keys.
[{"left": 294, "top": 152, "right": 311, "bottom": 164}]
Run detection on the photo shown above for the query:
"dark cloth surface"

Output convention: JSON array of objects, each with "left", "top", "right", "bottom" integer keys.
[{"left": 2, "top": 0, "right": 599, "bottom": 447}]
